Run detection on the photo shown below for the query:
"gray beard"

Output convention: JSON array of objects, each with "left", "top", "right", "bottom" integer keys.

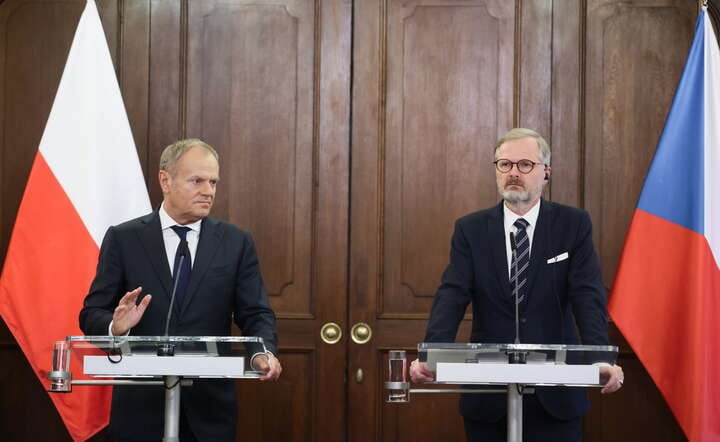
[{"left": 501, "top": 189, "right": 531, "bottom": 204}]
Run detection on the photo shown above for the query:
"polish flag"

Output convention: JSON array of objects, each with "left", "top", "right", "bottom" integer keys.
[
  {"left": 609, "top": 7, "right": 720, "bottom": 442},
  {"left": 0, "top": 1, "right": 151, "bottom": 440}
]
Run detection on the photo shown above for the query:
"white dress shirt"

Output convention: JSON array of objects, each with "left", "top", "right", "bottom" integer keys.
[
  {"left": 503, "top": 200, "right": 541, "bottom": 278},
  {"left": 158, "top": 203, "right": 202, "bottom": 274}
]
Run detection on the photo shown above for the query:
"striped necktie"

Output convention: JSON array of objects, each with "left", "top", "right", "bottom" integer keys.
[{"left": 510, "top": 218, "right": 530, "bottom": 304}]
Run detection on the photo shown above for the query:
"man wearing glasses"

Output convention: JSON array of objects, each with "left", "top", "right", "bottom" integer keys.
[{"left": 409, "top": 128, "right": 624, "bottom": 442}]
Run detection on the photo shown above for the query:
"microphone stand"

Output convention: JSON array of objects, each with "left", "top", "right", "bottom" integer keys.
[
  {"left": 508, "top": 232, "right": 526, "bottom": 365},
  {"left": 507, "top": 231, "right": 526, "bottom": 442},
  {"left": 157, "top": 253, "right": 185, "bottom": 357}
]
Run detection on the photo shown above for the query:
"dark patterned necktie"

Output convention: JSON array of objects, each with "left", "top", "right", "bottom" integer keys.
[
  {"left": 510, "top": 218, "right": 530, "bottom": 304},
  {"left": 170, "top": 226, "right": 192, "bottom": 306}
]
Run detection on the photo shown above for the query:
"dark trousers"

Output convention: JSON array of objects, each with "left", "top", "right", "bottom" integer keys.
[
  {"left": 113, "top": 408, "right": 199, "bottom": 442},
  {"left": 463, "top": 395, "right": 582, "bottom": 442}
]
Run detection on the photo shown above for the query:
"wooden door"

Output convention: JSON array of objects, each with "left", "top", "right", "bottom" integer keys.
[
  {"left": 349, "top": 1, "right": 514, "bottom": 441},
  {"left": 180, "top": 1, "right": 352, "bottom": 441}
]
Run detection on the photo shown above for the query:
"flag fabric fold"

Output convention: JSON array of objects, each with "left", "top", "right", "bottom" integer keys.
[
  {"left": 609, "top": 7, "right": 720, "bottom": 442},
  {"left": 0, "top": 0, "right": 151, "bottom": 440}
]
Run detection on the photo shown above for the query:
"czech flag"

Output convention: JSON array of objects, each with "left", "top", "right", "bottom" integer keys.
[
  {"left": 609, "top": 7, "right": 720, "bottom": 442},
  {"left": 0, "top": 1, "right": 150, "bottom": 440}
]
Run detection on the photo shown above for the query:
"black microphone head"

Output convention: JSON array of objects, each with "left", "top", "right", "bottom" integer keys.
[{"left": 509, "top": 232, "right": 517, "bottom": 251}]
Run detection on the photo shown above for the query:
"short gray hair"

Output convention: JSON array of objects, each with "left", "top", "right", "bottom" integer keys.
[
  {"left": 159, "top": 138, "right": 219, "bottom": 174},
  {"left": 494, "top": 128, "right": 551, "bottom": 165}
]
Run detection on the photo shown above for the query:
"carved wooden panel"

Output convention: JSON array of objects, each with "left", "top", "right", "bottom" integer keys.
[
  {"left": 382, "top": 0, "right": 515, "bottom": 316},
  {"left": 518, "top": 1, "right": 552, "bottom": 136},
  {"left": 235, "top": 350, "right": 313, "bottom": 440},
  {"left": 585, "top": 0, "right": 695, "bottom": 287},
  {"left": 117, "top": 0, "right": 151, "bottom": 182},
  {"left": 584, "top": 354, "right": 687, "bottom": 442},
  {"left": 549, "top": 0, "right": 583, "bottom": 208},
  {"left": 584, "top": 2, "right": 695, "bottom": 441},
  {"left": 378, "top": 350, "right": 465, "bottom": 442},
  {"left": 0, "top": 0, "right": 84, "bottom": 263},
  {"left": 186, "top": 0, "right": 316, "bottom": 316},
  {"left": 0, "top": 347, "right": 71, "bottom": 440},
  {"left": 146, "top": 0, "right": 184, "bottom": 204}
]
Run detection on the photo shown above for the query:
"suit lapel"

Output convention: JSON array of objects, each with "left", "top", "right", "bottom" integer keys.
[
  {"left": 180, "top": 217, "right": 224, "bottom": 313},
  {"left": 137, "top": 211, "right": 174, "bottom": 297},
  {"left": 489, "top": 202, "right": 513, "bottom": 298}
]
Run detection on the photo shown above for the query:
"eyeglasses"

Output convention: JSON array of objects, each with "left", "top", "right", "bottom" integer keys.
[{"left": 493, "top": 159, "right": 546, "bottom": 174}]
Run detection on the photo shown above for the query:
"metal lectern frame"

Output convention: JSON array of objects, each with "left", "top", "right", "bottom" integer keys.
[
  {"left": 385, "top": 343, "right": 619, "bottom": 442},
  {"left": 47, "top": 335, "right": 268, "bottom": 442}
]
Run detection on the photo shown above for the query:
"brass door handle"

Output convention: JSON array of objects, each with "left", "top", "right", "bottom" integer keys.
[
  {"left": 320, "top": 322, "right": 342, "bottom": 344},
  {"left": 350, "top": 322, "right": 372, "bottom": 344},
  {"left": 356, "top": 368, "right": 364, "bottom": 383}
]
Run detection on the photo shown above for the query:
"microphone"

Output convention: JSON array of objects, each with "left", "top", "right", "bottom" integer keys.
[
  {"left": 157, "top": 248, "right": 188, "bottom": 356},
  {"left": 509, "top": 232, "right": 526, "bottom": 364}
]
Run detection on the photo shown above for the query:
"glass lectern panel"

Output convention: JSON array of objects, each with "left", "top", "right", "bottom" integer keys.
[
  {"left": 48, "top": 336, "right": 267, "bottom": 392},
  {"left": 417, "top": 343, "right": 619, "bottom": 387},
  {"left": 419, "top": 343, "right": 618, "bottom": 368},
  {"left": 385, "top": 343, "right": 619, "bottom": 406}
]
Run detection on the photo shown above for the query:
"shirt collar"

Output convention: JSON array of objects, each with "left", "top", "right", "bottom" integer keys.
[
  {"left": 159, "top": 202, "right": 202, "bottom": 233},
  {"left": 503, "top": 199, "right": 541, "bottom": 231}
]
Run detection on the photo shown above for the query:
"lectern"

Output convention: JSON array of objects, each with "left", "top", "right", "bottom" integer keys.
[
  {"left": 47, "top": 336, "right": 268, "bottom": 442},
  {"left": 385, "top": 343, "right": 618, "bottom": 442}
]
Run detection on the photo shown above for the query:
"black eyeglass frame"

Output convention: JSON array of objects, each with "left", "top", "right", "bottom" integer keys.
[{"left": 493, "top": 159, "right": 548, "bottom": 174}]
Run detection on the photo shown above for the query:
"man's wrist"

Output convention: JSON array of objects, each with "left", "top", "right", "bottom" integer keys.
[
  {"left": 250, "top": 351, "right": 275, "bottom": 367},
  {"left": 592, "top": 362, "right": 612, "bottom": 367},
  {"left": 108, "top": 320, "right": 130, "bottom": 336}
]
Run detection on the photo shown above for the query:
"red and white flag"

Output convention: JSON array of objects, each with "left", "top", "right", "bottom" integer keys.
[{"left": 0, "top": 0, "right": 150, "bottom": 440}]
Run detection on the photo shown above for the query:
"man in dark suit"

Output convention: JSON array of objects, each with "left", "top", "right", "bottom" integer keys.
[
  {"left": 79, "top": 138, "right": 281, "bottom": 441},
  {"left": 409, "top": 128, "right": 623, "bottom": 442}
]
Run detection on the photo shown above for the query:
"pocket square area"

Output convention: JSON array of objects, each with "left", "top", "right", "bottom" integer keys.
[{"left": 547, "top": 252, "right": 569, "bottom": 264}]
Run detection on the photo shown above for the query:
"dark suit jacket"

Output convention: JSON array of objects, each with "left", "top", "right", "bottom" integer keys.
[
  {"left": 79, "top": 211, "right": 278, "bottom": 441},
  {"left": 424, "top": 199, "right": 608, "bottom": 422}
]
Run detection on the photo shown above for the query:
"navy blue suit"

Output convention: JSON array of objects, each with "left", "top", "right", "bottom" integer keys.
[
  {"left": 425, "top": 200, "right": 608, "bottom": 428},
  {"left": 79, "top": 211, "right": 277, "bottom": 441}
]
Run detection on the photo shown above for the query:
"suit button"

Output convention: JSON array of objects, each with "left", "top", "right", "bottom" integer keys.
[{"left": 520, "top": 317, "right": 527, "bottom": 323}]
